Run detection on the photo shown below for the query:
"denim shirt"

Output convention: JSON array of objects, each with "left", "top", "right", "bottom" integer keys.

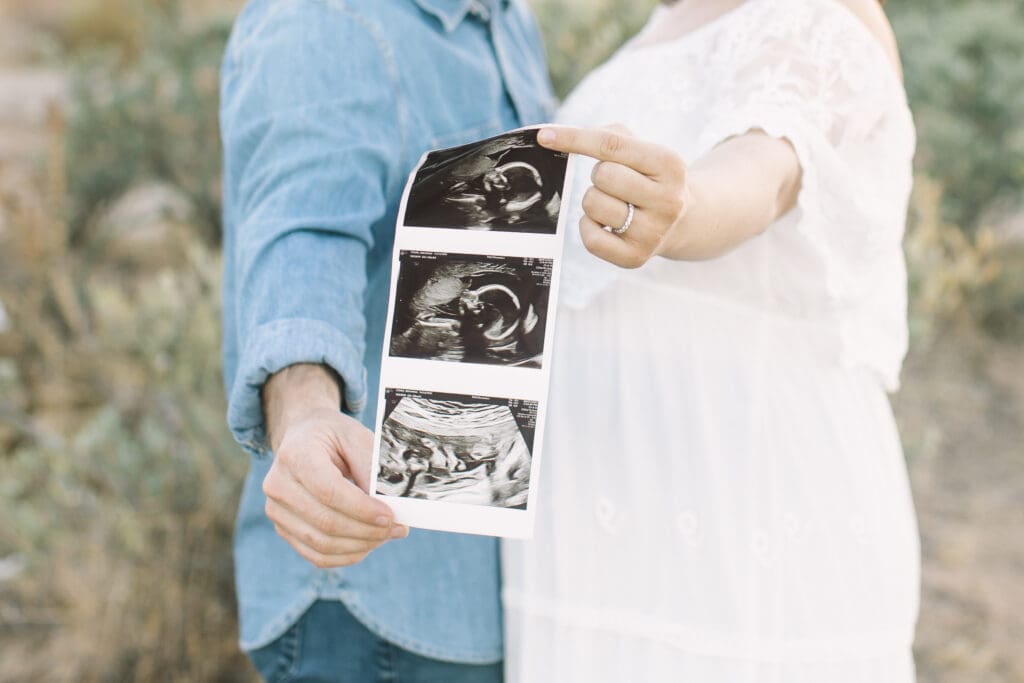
[{"left": 219, "top": 0, "right": 554, "bottom": 662}]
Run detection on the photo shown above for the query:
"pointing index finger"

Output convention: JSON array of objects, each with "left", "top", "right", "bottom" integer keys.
[{"left": 537, "top": 126, "right": 665, "bottom": 177}]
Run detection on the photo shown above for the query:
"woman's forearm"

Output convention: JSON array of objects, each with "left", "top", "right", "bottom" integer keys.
[{"left": 658, "top": 132, "right": 803, "bottom": 261}]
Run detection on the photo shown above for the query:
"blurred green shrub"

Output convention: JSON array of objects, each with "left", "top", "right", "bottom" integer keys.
[
  {"left": 529, "top": 0, "right": 658, "bottom": 99},
  {"left": 903, "top": 174, "right": 1002, "bottom": 341},
  {"left": 52, "top": 0, "right": 147, "bottom": 58},
  {"left": 66, "top": 0, "right": 229, "bottom": 248},
  {"left": 973, "top": 244, "right": 1024, "bottom": 339},
  {"left": 0, "top": 109, "right": 249, "bottom": 683},
  {"left": 890, "top": 0, "right": 1024, "bottom": 231}
]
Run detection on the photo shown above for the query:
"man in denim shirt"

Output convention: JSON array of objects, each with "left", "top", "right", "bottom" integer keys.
[{"left": 220, "top": 0, "right": 553, "bottom": 679}]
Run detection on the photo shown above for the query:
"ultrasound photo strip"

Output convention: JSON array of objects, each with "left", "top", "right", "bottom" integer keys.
[{"left": 371, "top": 127, "right": 574, "bottom": 538}]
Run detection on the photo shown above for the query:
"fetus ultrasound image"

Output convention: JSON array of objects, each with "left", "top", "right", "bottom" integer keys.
[
  {"left": 376, "top": 389, "right": 537, "bottom": 509},
  {"left": 389, "top": 251, "right": 552, "bottom": 368},
  {"left": 403, "top": 129, "right": 568, "bottom": 233}
]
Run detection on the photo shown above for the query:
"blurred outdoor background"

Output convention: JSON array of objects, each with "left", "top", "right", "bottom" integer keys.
[{"left": 0, "top": 0, "right": 1021, "bottom": 680}]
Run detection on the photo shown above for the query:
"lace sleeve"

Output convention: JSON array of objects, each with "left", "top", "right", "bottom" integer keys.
[{"left": 695, "top": 0, "right": 916, "bottom": 305}]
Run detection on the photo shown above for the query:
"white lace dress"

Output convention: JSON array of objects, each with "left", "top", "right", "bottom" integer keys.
[{"left": 502, "top": 0, "right": 920, "bottom": 680}]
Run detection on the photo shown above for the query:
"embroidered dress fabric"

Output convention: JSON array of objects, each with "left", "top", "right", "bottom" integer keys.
[{"left": 502, "top": 0, "right": 920, "bottom": 680}]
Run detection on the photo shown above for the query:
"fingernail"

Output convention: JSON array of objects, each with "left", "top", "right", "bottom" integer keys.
[
  {"left": 375, "top": 515, "right": 392, "bottom": 527},
  {"left": 390, "top": 525, "right": 409, "bottom": 539},
  {"left": 537, "top": 128, "right": 556, "bottom": 145}
]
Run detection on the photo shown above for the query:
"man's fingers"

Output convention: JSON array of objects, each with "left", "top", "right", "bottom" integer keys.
[
  {"left": 264, "top": 478, "right": 401, "bottom": 542},
  {"left": 270, "top": 503, "right": 381, "bottom": 556},
  {"left": 538, "top": 125, "right": 671, "bottom": 177},
  {"left": 280, "top": 435, "right": 394, "bottom": 525},
  {"left": 334, "top": 418, "right": 376, "bottom": 494},
  {"left": 266, "top": 499, "right": 400, "bottom": 557},
  {"left": 274, "top": 524, "right": 372, "bottom": 570},
  {"left": 297, "top": 460, "right": 395, "bottom": 527}
]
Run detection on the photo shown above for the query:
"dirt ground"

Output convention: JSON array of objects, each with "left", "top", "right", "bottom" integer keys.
[{"left": 896, "top": 326, "right": 1024, "bottom": 683}]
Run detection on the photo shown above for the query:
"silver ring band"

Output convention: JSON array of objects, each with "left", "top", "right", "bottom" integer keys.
[{"left": 611, "top": 202, "right": 635, "bottom": 235}]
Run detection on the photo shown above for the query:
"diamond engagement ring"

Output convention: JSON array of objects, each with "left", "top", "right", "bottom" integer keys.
[{"left": 611, "top": 202, "right": 635, "bottom": 235}]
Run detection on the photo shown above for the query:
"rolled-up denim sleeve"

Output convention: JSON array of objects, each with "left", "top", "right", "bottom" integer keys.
[{"left": 220, "top": 2, "right": 403, "bottom": 456}]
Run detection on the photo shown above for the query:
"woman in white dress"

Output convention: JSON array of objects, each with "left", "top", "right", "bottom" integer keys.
[{"left": 502, "top": 0, "right": 920, "bottom": 680}]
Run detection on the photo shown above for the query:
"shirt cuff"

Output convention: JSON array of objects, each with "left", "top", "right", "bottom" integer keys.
[{"left": 227, "top": 317, "right": 368, "bottom": 458}]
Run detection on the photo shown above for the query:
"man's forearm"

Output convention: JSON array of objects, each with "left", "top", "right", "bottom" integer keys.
[{"left": 263, "top": 364, "right": 343, "bottom": 453}]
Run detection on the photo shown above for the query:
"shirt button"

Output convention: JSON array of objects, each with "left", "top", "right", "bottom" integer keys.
[{"left": 468, "top": 1, "right": 491, "bottom": 21}]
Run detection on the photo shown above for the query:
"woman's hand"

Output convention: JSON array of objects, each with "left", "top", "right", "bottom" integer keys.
[
  {"left": 538, "top": 124, "right": 692, "bottom": 269},
  {"left": 538, "top": 124, "right": 803, "bottom": 265}
]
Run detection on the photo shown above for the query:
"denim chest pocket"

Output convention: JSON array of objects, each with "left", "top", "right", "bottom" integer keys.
[{"left": 428, "top": 117, "right": 507, "bottom": 151}]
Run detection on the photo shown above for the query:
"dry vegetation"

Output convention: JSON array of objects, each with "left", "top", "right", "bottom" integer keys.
[
  {"left": 0, "top": 110, "right": 251, "bottom": 681},
  {"left": 896, "top": 181, "right": 1024, "bottom": 681},
  {"left": 0, "top": 0, "right": 1021, "bottom": 681},
  {"left": 1, "top": 3, "right": 254, "bottom": 681}
]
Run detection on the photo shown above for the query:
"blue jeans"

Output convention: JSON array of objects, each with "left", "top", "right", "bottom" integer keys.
[{"left": 248, "top": 600, "right": 504, "bottom": 683}]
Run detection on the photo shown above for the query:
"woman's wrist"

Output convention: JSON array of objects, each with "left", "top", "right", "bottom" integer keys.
[
  {"left": 657, "top": 132, "right": 801, "bottom": 262},
  {"left": 657, "top": 170, "right": 718, "bottom": 261}
]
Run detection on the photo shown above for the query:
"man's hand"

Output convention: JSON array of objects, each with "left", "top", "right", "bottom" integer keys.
[{"left": 261, "top": 364, "right": 408, "bottom": 568}]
